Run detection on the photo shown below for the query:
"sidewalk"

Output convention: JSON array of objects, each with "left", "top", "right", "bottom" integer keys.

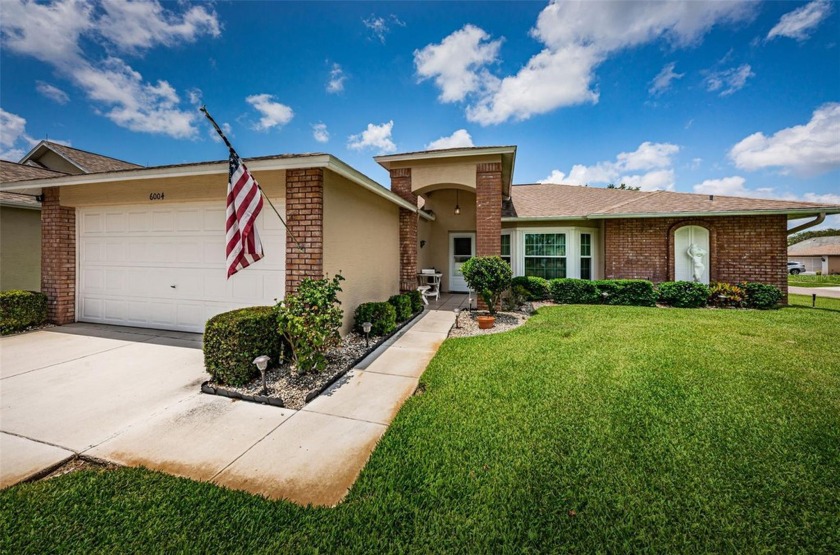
[
  {"left": 85, "top": 310, "right": 455, "bottom": 506},
  {"left": 789, "top": 286, "right": 840, "bottom": 299}
]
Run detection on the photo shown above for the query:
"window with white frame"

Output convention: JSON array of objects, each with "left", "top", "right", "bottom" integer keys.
[
  {"left": 580, "top": 233, "right": 592, "bottom": 280},
  {"left": 524, "top": 233, "right": 566, "bottom": 279},
  {"left": 500, "top": 234, "right": 511, "bottom": 266}
]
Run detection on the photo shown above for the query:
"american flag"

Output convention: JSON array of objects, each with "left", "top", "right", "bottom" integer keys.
[{"left": 226, "top": 151, "right": 264, "bottom": 278}]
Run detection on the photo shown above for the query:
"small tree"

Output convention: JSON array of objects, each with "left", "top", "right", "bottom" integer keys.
[
  {"left": 276, "top": 273, "right": 344, "bottom": 373},
  {"left": 460, "top": 256, "right": 512, "bottom": 315}
]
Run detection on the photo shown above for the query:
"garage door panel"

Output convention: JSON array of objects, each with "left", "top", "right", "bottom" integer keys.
[{"left": 79, "top": 203, "right": 285, "bottom": 332}]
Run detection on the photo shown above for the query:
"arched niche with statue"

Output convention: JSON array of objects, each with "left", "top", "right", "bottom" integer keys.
[{"left": 674, "top": 225, "right": 710, "bottom": 284}]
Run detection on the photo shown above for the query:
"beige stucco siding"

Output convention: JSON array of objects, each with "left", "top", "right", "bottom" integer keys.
[
  {"left": 323, "top": 170, "right": 400, "bottom": 333},
  {"left": 417, "top": 189, "right": 476, "bottom": 292},
  {"left": 386, "top": 154, "right": 500, "bottom": 195},
  {"left": 60, "top": 169, "right": 285, "bottom": 207},
  {"left": 0, "top": 206, "right": 41, "bottom": 291}
]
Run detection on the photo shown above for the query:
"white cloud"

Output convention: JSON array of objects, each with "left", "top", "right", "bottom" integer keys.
[
  {"left": 326, "top": 63, "right": 346, "bottom": 94},
  {"left": 425, "top": 129, "right": 474, "bottom": 150},
  {"left": 348, "top": 121, "right": 396, "bottom": 154},
  {"left": 767, "top": 0, "right": 832, "bottom": 41},
  {"left": 36, "top": 81, "right": 70, "bottom": 104},
  {"left": 187, "top": 88, "right": 202, "bottom": 106},
  {"left": 97, "top": 0, "right": 220, "bottom": 53},
  {"left": 0, "top": 0, "right": 220, "bottom": 139},
  {"left": 209, "top": 122, "right": 232, "bottom": 144},
  {"left": 704, "top": 63, "right": 754, "bottom": 96},
  {"left": 692, "top": 176, "right": 749, "bottom": 196},
  {"left": 362, "top": 13, "right": 405, "bottom": 44},
  {"left": 538, "top": 141, "right": 680, "bottom": 190},
  {"left": 0, "top": 108, "right": 64, "bottom": 162},
  {"left": 729, "top": 103, "right": 840, "bottom": 176},
  {"left": 414, "top": 24, "right": 503, "bottom": 103},
  {"left": 648, "top": 62, "right": 684, "bottom": 95},
  {"left": 312, "top": 123, "right": 329, "bottom": 143},
  {"left": 246, "top": 94, "right": 294, "bottom": 131},
  {"left": 416, "top": 1, "right": 755, "bottom": 125}
]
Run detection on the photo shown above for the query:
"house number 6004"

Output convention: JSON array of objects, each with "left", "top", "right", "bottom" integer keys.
[{"left": 149, "top": 192, "right": 165, "bottom": 200}]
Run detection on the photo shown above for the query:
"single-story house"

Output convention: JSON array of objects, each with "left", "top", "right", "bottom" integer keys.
[
  {"left": 1, "top": 144, "right": 838, "bottom": 333},
  {"left": 788, "top": 236, "right": 840, "bottom": 274}
]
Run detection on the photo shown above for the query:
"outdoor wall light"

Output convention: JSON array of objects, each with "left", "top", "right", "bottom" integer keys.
[
  {"left": 453, "top": 308, "right": 461, "bottom": 329},
  {"left": 362, "top": 321, "right": 372, "bottom": 348},
  {"left": 420, "top": 240, "right": 426, "bottom": 248},
  {"left": 253, "top": 355, "right": 271, "bottom": 395},
  {"left": 454, "top": 189, "right": 461, "bottom": 215}
]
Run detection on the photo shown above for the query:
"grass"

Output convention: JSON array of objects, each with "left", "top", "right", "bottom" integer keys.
[
  {"left": 2, "top": 304, "right": 839, "bottom": 553},
  {"left": 789, "top": 273, "right": 840, "bottom": 287},
  {"left": 790, "top": 293, "right": 840, "bottom": 312}
]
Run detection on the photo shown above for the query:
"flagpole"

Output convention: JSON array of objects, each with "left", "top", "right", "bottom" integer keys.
[{"left": 200, "top": 106, "right": 304, "bottom": 253}]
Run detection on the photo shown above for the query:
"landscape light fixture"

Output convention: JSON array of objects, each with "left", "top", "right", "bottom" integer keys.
[
  {"left": 453, "top": 307, "right": 461, "bottom": 329},
  {"left": 454, "top": 189, "right": 461, "bottom": 215},
  {"left": 253, "top": 355, "right": 270, "bottom": 395},
  {"left": 362, "top": 321, "right": 372, "bottom": 348}
]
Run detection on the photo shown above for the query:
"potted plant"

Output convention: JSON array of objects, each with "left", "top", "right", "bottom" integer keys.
[{"left": 460, "top": 256, "right": 512, "bottom": 329}]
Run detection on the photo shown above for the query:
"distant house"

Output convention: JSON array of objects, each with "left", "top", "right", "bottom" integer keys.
[
  {"left": 2, "top": 144, "right": 839, "bottom": 333},
  {"left": 788, "top": 236, "right": 840, "bottom": 275}
]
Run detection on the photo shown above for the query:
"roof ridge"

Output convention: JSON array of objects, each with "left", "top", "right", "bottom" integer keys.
[
  {"left": 44, "top": 141, "right": 143, "bottom": 169},
  {"left": 593, "top": 189, "right": 662, "bottom": 214},
  {"left": 0, "top": 159, "right": 68, "bottom": 175}
]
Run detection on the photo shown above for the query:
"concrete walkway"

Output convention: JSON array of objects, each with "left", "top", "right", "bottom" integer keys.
[
  {"left": 2, "top": 310, "right": 454, "bottom": 506},
  {"left": 790, "top": 286, "right": 840, "bottom": 299}
]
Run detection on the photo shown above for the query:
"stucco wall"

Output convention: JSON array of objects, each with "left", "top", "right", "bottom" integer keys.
[
  {"left": 0, "top": 206, "right": 41, "bottom": 291},
  {"left": 323, "top": 171, "right": 400, "bottom": 333},
  {"left": 416, "top": 189, "right": 476, "bottom": 292},
  {"left": 60, "top": 169, "right": 286, "bottom": 207}
]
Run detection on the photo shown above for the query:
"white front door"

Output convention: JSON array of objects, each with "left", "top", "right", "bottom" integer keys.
[{"left": 449, "top": 233, "right": 475, "bottom": 292}]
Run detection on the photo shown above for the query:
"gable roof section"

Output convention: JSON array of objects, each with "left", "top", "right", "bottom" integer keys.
[
  {"left": 0, "top": 191, "right": 40, "bottom": 209},
  {"left": 20, "top": 141, "right": 142, "bottom": 174},
  {"left": 505, "top": 183, "right": 840, "bottom": 220},
  {"left": 0, "top": 160, "right": 68, "bottom": 183},
  {"left": 788, "top": 236, "right": 840, "bottom": 256}
]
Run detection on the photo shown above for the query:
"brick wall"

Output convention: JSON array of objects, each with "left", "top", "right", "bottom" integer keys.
[
  {"left": 390, "top": 168, "right": 418, "bottom": 292},
  {"left": 285, "top": 168, "right": 324, "bottom": 294},
  {"left": 475, "top": 162, "right": 502, "bottom": 257},
  {"left": 604, "top": 215, "right": 788, "bottom": 299},
  {"left": 40, "top": 187, "right": 76, "bottom": 324}
]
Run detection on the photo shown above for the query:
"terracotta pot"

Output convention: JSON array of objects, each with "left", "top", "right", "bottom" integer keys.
[{"left": 477, "top": 315, "right": 495, "bottom": 329}]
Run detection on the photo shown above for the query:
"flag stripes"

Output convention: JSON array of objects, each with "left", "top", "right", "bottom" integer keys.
[{"left": 226, "top": 152, "right": 264, "bottom": 278}]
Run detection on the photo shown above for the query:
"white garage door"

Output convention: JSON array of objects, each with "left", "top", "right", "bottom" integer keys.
[{"left": 78, "top": 201, "right": 285, "bottom": 332}]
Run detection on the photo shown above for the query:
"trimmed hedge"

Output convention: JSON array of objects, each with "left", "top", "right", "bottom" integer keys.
[
  {"left": 549, "top": 278, "right": 600, "bottom": 305},
  {"left": 742, "top": 282, "right": 783, "bottom": 310},
  {"left": 204, "top": 306, "right": 282, "bottom": 386},
  {"left": 511, "top": 276, "right": 551, "bottom": 300},
  {"left": 406, "top": 290, "right": 424, "bottom": 314},
  {"left": 388, "top": 294, "right": 413, "bottom": 322},
  {"left": 594, "top": 279, "right": 657, "bottom": 307},
  {"left": 355, "top": 301, "right": 397, "bottom": 336},
  {"left": 0, "top": 290, "right": 48, "bottom": 335},
  {"left": 657, "top": 281, "right": 710, "bottom": 308}
]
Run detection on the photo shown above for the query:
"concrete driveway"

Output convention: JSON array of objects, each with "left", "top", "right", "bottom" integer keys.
[{"left": 1, "top": 324, "right": 205, "bottom": 487}]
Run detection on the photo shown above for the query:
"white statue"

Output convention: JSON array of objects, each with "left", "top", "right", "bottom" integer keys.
[{"left": 686, "top": 243, "right": 707, "bottom": 282}]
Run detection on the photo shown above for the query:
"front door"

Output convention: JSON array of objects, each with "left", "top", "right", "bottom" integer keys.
[{"left": 449, "top": 233, "right": 475, "bottom": 292}]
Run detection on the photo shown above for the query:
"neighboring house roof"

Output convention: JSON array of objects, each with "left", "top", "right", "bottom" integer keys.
[
  {"left": 19, "top": 140, "right": 142, "bottom": 174},
  {"left": 0, "top": 191, "right": 41, "bottom": 209},
  {"left": 0, "top": 160, "right": 67, "bottom": 183},
  {"left": 505, "top": 183, "right": 840, "bottom": 220},
  {"left": 788, "top": 236, "right": 840, "bottom": 257}
]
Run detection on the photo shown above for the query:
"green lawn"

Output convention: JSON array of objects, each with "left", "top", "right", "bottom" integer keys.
[
  {"left": 790, "top": 292, "right": 840, "bottom": 312},
  {"left": 2, "top": 304, "right": 839, "bottom": 552},
  {"left": 789, "top": 273, "right": 840, "bottom": 287}
]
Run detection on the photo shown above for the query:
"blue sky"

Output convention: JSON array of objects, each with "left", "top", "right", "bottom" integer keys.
[{"left": 1, "top": 1, "right": 838, "bottom": 226}]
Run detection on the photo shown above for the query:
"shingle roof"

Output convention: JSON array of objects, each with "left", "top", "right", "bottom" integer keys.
[
  {"left": 25, "top": 141, "right": 143, "bottom": 173},
  {"left": 0, "top": 160, "right": 67, "bottom": 183},
  {"left": 505, "top": 183, "right": 840, "bottom": 218},
  {"left": 788, "top": 236, "right": 840, "bottom": 256},
  {"left": 0, "top": 191, "right": 40, "bottom": 208}
]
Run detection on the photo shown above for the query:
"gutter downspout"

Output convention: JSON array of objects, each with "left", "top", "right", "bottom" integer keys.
[{"left": 788, "top": 212, "right": 826, "bottom": 235}]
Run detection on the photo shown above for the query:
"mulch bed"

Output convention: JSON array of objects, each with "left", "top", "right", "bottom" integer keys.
[{"left": 448, "top": 304, "right": 536, "bottom": 338}]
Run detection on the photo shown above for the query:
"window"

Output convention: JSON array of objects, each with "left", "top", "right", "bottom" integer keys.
[
  {"left": 500, "top": 234, "right": 511, "bottom": 266},
  {"left": 524, "top": 233, "right": 566, "bottom": 279},
  {"left": 580, "top": 233, "right": 592, "bottom": 280}
]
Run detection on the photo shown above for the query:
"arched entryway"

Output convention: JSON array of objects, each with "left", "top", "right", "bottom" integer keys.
[{"left": 674, "top": 225, "right": 710, "bottom": 283}]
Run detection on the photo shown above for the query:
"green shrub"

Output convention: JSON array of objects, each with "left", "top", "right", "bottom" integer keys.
[
  {"left": 657, "top": 281, "right": 710, "bottom": 308},
  {"left": 406, "top": 290, "right": 424, "bottom": 314},
  {"left": 277, "top": 274, "right": 344, "bottom": 374},
  {"left": 388, "top": 294, "right": 413, "bottom": 322},
  {"left": 503, "top": 285, "right": 529, "bottom": 311},
  {"left": 594, "top": 280, "right": 657, "bottom": 307},
  {"left": 742, "top": 282, "right": 783, "bottom": 310},
  {"left": 0, "top": 290, "right": 48, "bottom": 335},
  {"left": 549, "top": 278, "right": 600, "bottom": 305},
  {"left": 204, "top": 306, "right": 281, "bottom": 386},
  {"left": 355, "top": 301, "right": 397, "bottom": 336},
  {"left": 708, "top": 282, "right": 744, "bottom": 308},
  {"left": 461, "top": 256, "right": 512, "bottom": 315},
  {"left": 511, "top": 276, "right": 551, "bottom": 300}
]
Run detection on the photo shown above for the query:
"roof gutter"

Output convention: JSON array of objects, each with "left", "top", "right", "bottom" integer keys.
[
  {"left": 588, "top": 208, "right": 840, "bottom": 219},
  {"left": 787, "top": 212, "right": 826, "bottom": 235}
]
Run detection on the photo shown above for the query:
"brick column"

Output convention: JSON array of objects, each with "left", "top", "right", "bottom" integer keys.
[
  {"left": 285, "top": 168, "right": 324, "bottom": 295},
  {"left": 390, "top": 168, "right": 417, "bottom": 292},
  {"left": 41, "top": 187, "right": 76, "bottom": 324},
  {"left": 476, "top": 162, "right": 502, "bottom": 256}
]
